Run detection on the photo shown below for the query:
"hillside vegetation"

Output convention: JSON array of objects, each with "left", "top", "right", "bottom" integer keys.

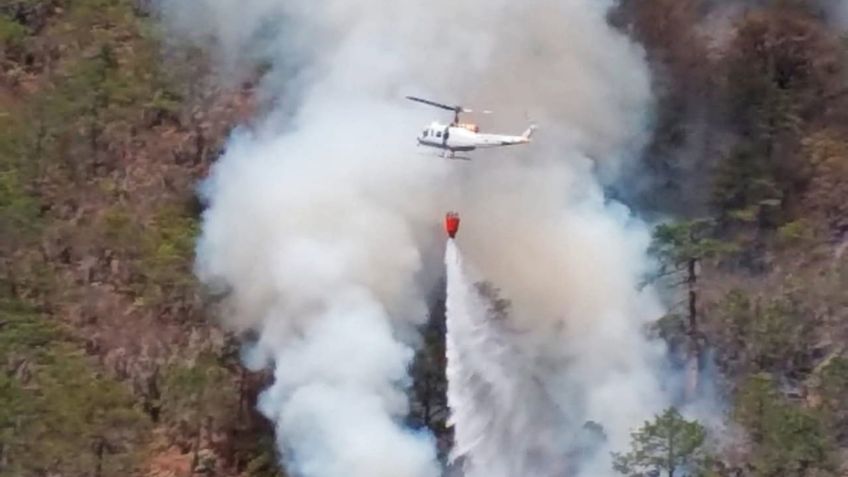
[
  {"left": 0, "top": 1, "right": 277, "bottom": 476},
  {"left": 613, "top": 0, "right": 848, "bottom": 475},
  {"left": 1, "top": 0, "right": 847, "bottom": 476}
]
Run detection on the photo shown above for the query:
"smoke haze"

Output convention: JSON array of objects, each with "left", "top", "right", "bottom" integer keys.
[
  {"left": 826, "top": 0, "right": 848, "bottom": 29},
  {"left": 161, "top": 0, "right": 676, "bottom": 476}
]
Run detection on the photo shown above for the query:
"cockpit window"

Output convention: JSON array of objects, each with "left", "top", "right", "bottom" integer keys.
[{"left": 423, "top": 130, "right": 429, "bottom": 138}]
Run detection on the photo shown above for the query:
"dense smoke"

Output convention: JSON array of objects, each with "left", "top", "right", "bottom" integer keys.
[
  {"left": 825, "top": 0, "right": 848, "bottom": 29},
  {"left": 159, "top": 0, "right": 673, "bottom": 476},
  {"left": 444, "top": 207, "right": 666, "bottom": 477}
]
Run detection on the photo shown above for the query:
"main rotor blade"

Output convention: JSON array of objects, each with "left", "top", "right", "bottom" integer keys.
[{"left": 406, "top": 96, "right": 460, "bottom": 112}]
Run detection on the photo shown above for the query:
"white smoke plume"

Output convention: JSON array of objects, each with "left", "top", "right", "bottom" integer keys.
[
  {"left": 158, "top": 0, "right": 677, "bottom": 476},
  {"left": 444, "top": 203, "right": 667, "bottom": 477}
]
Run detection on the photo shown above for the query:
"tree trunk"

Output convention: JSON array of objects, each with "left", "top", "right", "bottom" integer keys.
[
  {"left": 188, "top": 420, "right": 202, "bottom": 477},
  {"left": 194, "top": 124, "right": 206, "bottom": 165},
  {"left": 667, "top": 423, "right": 675, "bottom": 477},
  {"left": 684, "top": 257, "right": 700, "bottom": 401},
  {"left": 94, "top": 438, "right": 105, "bottom": 477},
  {"left": 238, "top": 367, "right": 247, "bottom": 422},
  {"left": 89, "top": 118, "right": 102, "bottom": 169}
]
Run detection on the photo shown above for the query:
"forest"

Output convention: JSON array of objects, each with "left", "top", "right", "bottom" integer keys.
[{"left": 0, "top": 0, "right": 847, "bottom": 476}]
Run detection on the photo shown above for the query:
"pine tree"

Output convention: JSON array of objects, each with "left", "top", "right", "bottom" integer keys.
[
  {"left": 161, "top": 352, "right": 237, "bottom": 474},
  {"left": 612, "top": 407, "right": 709, "bottom": 477},
  {"left": 649, "top": 219, "right": 734, "bottom": 398}
]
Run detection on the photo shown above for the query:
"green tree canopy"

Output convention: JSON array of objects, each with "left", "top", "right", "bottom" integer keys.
[
  {"left": 613, "top": 407, "right": 709, "bottom": 477},
  {"left": 650, "top": 219, "right": 734, "bottom": 274},
  {"left": 735, "top": 373, "right": 833, "bottom": 476},
  {"left": 0, "top": 300, "right": 148, "bottom": 477},
  {"left": 817, "top": 357, "right": 848, "bottom": 444}
]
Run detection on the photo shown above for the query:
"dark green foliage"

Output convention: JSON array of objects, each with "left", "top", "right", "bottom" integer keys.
[
  {"left": 244, "top": 435, "right": 286, "bottom": 477},
  {"left": 409, "top": 281, "right": 451, "bottom": 457},
  {"left": 97, "top": 194, "right": 200, "bottom": 309},
  {"left": 0, "top": 161, "right": 39, "bottom": 237},
  {"left": 746, "top": 297, "right": 812, "bottom": 374},
  {"left": 817, "top": 357, "right": 848, "bottom": 443},
  {"left": 612, "top": 407, "right": 709, "bottom": 477},
  {"left": 801, "top": 132, "right": 848, "bottom": 238},
  {"left": 475, "top": 281, "right": 512, "bottom": 322},
  {"left": 30, "top": 348, "right": 150, "bottom": 476},
  {"left": 0, "top": 299, "right": 149, "bottom": 477},
  {"left": 0, "top": 2, "right": 33, "bottom": 65},
  {"left": 0, "top": 0, "right": 56, "bottom": 32},
  {"left": 160, "top": 353, "right": 239, "bottom": 474},
  {"left": 723, "top": 10, "right": 839, "bottom": 140},
  {"left": 100, "top": 204, "right": 140, "bottom": 251},
  {"left": 0, "top": 0, "right": 282, "bottom": 475},
  {"left": 775, "top": 219, "right": 817, "bottom": 250},
  {"left": 650, "top": 219, "right": 735, "bottom": 272},
  {"left": 52, "top": 42, "right": 151, "bottom": 173},
  {"left": 144, "top": 206, "right": 199, "bottom": 281},
  {"left": 0, "top": 297, "right": 60, "bottom": 357},
  {"left": 5, "top": 0, "right": 189, "bottom": 179},
  {"left": 711, "top": 289, "right": 817, "bottom": 379},
  {"left": 712, "top": 144, "right": 785, "bottom": 228},
  {"left": 715, "top": 10, "right": 843, "bottom": 230},
  {"left": 160, "top": 353, "right": 236, "bottom": 428},
  {"left": 0, "top": 115, "right": 41, "bottom": 253},
  {"left": 649, "top": 219, "right": 736, "bottom": 396},
  {"left": 0, "top": 16, "right": 27, "bottom": 49},
  {"left": 734, "top": 374, "right": 833, "bottom": 476},
  {"left": 0, "top": 373, "right": 30, "bottom": 473}
]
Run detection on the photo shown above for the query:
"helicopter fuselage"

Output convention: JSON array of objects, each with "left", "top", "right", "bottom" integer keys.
[{"left": 416, "top": 121, "right": 534, "bottom": 156}]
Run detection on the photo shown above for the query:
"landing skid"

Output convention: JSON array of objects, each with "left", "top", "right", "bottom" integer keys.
[
  {"left": 416, "top": 151, "right": 472, "bottom": 161},
  {"left": 441, "top": 150, "right": 471, "bottom": 161}
]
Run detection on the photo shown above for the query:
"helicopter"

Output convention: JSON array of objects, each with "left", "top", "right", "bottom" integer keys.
[{"left": 406, "top": 96, "right": 536, "bottom": 159}]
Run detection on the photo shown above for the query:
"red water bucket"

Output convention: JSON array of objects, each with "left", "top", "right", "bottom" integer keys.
[{"left": 445, "top": 212, "right": 460, "bottom": 239}]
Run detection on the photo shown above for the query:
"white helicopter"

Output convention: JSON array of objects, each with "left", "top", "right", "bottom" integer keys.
[{"left": 407, "top": 96, "right": 536, "bottom": 159}]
